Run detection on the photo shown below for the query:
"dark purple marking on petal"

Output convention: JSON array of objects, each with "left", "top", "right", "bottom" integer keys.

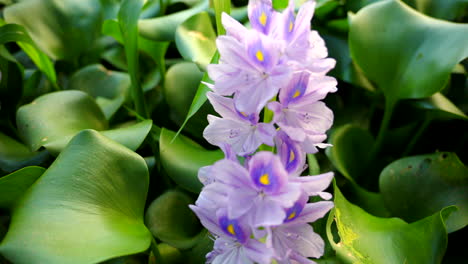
[
  {"left": 247, "top": 38, "right": 272, "bottom": 70},
  {"left": 284, "top": 72, "right": 310, "bottom": 105},
  {"left": 249, "top": 152, "right": 288, "bottom": 194},
  {"left": 283, "top": 192, "right": 308, "bottom": 223},
  {"left": 284, "top": 10, "right": 296, "bottom": 41},
  {"left": 276, "top": 131, "right": 302, "bottom": 173},
  {"left": 218, "top": 215, "right": 248, "bottom": 243},
  {"left": 249, "top": 2, "right": 273, "bottom": 34}
]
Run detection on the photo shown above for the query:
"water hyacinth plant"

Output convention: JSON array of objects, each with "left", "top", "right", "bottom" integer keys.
[{"left": 0, "top": 0, "right": 467, "bottom": 263}]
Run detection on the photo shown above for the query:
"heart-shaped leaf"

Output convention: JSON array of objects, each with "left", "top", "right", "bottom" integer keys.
[
  {"left": 145, "top": 190, "right": 202, "bottom": 249},
  {"left": 0, "top": 166, "right": 44, "bottom": 209},
  {"left": 0, "top": 132, "right": 49, "bottom": 173},
  {"left": 159, "top": 128, "right": 223, "bottom": 193},
  {"left": 4, "top": 0, "right": 102, "bottom": 61},
  {"left": 175, "top": 12, "right": 216, "bottom": 71},
  {"left": 327, "top": 183, "right": 454, "bottom": 264},
  {"left": 349, "top": 0, "right": 468, "bottom": 102},
  {"left": 138, "top": 0, "right": 209, "bottom": 42},
  {"left": 0, "top": 130, "right": 151, "bottom": 263},
  {"left": 67, "top": 64, "right": 131, "bottom": 120},
  {"left": 16, "top": 90, "right": 152, "bottom": 155},
  {"left": 379, "top": 152, "right": 468, "bottom": 232}
]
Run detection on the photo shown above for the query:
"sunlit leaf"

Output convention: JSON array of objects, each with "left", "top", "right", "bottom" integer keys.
[
  {"left": 327, "top": 183, "right": 454, "bottom": 264},
  {"left": 380, "top": 152, "right": 468, "bottom": 233},
  {"left": 411, "top": 92, "right": 468, "bottom": 121},
  {"left": 403, "top": 0, "right": 468, "bottom": 20},
  {"left": 0, "top": 130, "right": 152, "bottom": 263},
  {"left": 145, "top": 190, "right": 202, "bottom": 249},
  {"left": 349, "top": 0, "right": 468, "bottom": 102},
  {"left": 175, "top": 12, "right": 216, "bottom": 71},
  {"left": 4, "top": 0, "right": 102, "bottom": 61},
  {"left": 159, "top": 128, "right": 223, "bottom": 193},
  {"left": 0, "top": 166, "right": 45, "bottom": 209}
]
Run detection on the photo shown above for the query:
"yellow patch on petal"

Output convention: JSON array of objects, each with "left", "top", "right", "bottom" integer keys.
[
  {"left": 287, "top": 211, "right": 296, "bottom": 220},
  {"left": 292, "top": 90, "right": 301, "bottom": 98},
  {"left": 256, "top": 50, "right": 264, "bottom": 62},
  {"left": 227, "top": 224, "right": 236, "bottom": 235},
  {"left": 289, "top": 21, "right": 294, "bottom": 32},
  {"left": 259, "top": 12, "right": 267, "bottom": 26},
  {"left": 289, "top": 150, "right": 295, "bottom": 163},
  {"left": 240, "top": 112, "right": 248, "bottom": 117},
  {"left": 260, "top": 173, "right": 270, "bottom": 185}
]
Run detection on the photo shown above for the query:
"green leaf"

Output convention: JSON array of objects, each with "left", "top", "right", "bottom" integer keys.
[
  {"left": 4, "top": 0, "right": 102, "bottom": 61},
  {"left": 0, "top": 130, "right": 151, "bottom": 263},
  {"left": 175, "top": 12, "right": 216, "bottom": 71},
  {"left": 349, "top": 0, "right": 468, "bottom": 102},
  {"left": 403, "top": 0, "right": 468, "bottom": 20},
  {"left": 159, "top": 128, "right": 223, "bottom": 193},
  {"left": 118, "top": 0, "right": 148, "bottom": 118},
  {"left": 0, "top": 54, "right": 23, "bottom": 121},
  {"left": 16, "top": 90, "right": 152, "bottom": 155},
  {"left": 0, "top": 132, "right": 49, "bottom": 173},
  {"left": 173, "top": 52, "right": 219, "bottom": 140},
  {"left": 326, "top": 125, "right": 374, "bottom": 183},
  {"left": 145, "top": 190, "right": 202, "bottom": 249},
  {"left": 180, "top": 231, "right": 213, "bottom": 264},
  {"left": 0, "top": 23, "right": 56, "bottom": 84},
  {"left": 327, "top": 183, "right": 454, "bottom": 264},
  {"left": 138, "top": 0, "right": 209, "bottom": 42},
  {"left": 67, "top": 64, "right": 131, "bottom": 120},
  {"left": 212, "top": 0, "right": 231, "bottom": 35},
  {"left": 272, "top": 0, "right": 289, "bottom": 10},
  {"left": 379, "top": 152, "right": 468, "bottom": 233},
  {"left": 16, "top": 90, "right": 107, "bottom": 152},
  {"left": 411, "top": 92, "right": 468, "bottom": 121},
  {"left": 0, "top": 166, "right": 45, "bottom": 209},
  {"left": 164, "top": 62, "right": 212, "bottom": 138}
]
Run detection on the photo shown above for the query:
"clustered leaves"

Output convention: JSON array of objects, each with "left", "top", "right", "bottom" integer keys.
[{"left": 0, "top": 0, "right": 466, "bottom": 264}]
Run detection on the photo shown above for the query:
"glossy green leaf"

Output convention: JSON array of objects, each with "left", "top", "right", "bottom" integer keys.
[
  {"left": 349, "top": 0, "right": 468, "bottom": 102},
  {"left": 0, "top": 166, "right": 45, "bottom": 209},
  {"left": 164, "top": 62, "right": 212, "bottom": 138},
  {"left": 212, "top": 0, "right": 231, "bottom": 35},
  {"left": 159, "top": 128, "right": 223, "bottom": 193},
  {"left": 139, "top": 0, "right": 209, "bottom": 41},
  {"left": 0, "top": 130, "right": 152, "bottom": 263},
  {"left": 173, "top": 52, "right": 219, "bottom": 140},
  {"left": 403, "top": 0, "right": 468, "bottom": 20},
  {"left": 67, "top": 64, "right": 130, "bottom": 120},
  {"left": 411, "top": 92, "right": 468, "bottom": 120},
  {"left": 0, "top": 132, "right": 49, "bottom": 173},
  {"left": 118, "top": 0, "right": 148, "bottom": 118},
  {"left": 145, "top": 190, "right": 202, "bottom": 249},
  {"left": 157, "top": 243, "right": 183, "bottom": 264},
  {"left": 272, "top": 0, "right": 289, "bottom": 10},
  {"left": 380, "top": 152, "right": 468, "bottom": 233},
  {"left": 327, "top": 183, "right": 454, "bottom": 264},
  {"left": 0, "top": 23, "right": 55, "bottom": 84},
  {"left": 180, "top": 231, "right": 213, "bottom": 264},
  {"left": 4, "top": 0, "right": 102, "bottom": 61},
  {"left": 326, "top": 125, "right": 374, "bottom": 182},
  {"left": 345, "top": 0, "right": 384, "bottom": 12},
  {"left": 17, "top": 90, "right": 107, "bottom": 152},
  {"left": 175, "top": 12, "right": 216, "bottom": 71},
  {"left": 16, "top": 90, "right": 152, "bottom": 155}
]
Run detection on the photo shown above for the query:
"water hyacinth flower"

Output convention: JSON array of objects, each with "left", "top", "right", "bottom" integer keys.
[{"left": 190, "top": 151, "right": 334, "bottom": 263}]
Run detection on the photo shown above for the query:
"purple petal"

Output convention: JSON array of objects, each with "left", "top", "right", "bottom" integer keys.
[
  {"left": 227, "top": 187, "right": 257, "bottom": 219},
  {"left": 268, "top": 182, "right": 302, "bottom": 209},
  {"left": 195, "top": 182, "right": 228, "bottom": 209},
  {"left": 218, "top": 211, "right": 250, "bottom": 243},
  {"left": 198, "top": 165, "right": 214, "bottom": 186},
  {"left": 250, "top": 198, "right": 287, "bottom": 227},
  {"left": 210, "top": 159, "right": 253, "bottom": 188},
  {"left": 207, "top": 92, "right": 259, "bottom": 123},
  {"left": 288, "top": 101, "right": 334, "bottom": 135},
  {"left": 216, "top": 36, "right": 256, "bottom": 70},
  {"left": 293, "top": 201, "right": 334, "bottom": 224},
  {"left": 248, "top": 0, "right": 274, "bottom": 34},
  {"left": 234, "top": 78, "right": 280, "bottom": 115},
  {"left": 291, "top": 1, "right": 316, "bottom": 42},
  {"left": 244, "top": 238, "right": 275, "bottom": 264},
  {"left": 256, "top": 122, "right": 276, "bottom": 146},
  {"left": 222, "top": 12, "right": 248, "bottom": 42},
  {"left": 275, "top": 130, "right": 306, "bottom": 175},
  {"left": 286, "top": 224, "right": 324, "bottom": 258},
  {"left": 207, "top": 63, "right": 243, "bottom": 96},
  {"left": 292, "top": 172, "right": 334, "bottom": 196},
  {"left": 279, "top": 71, "right": 311, "bottom": 106},
  {"left": 189, "top": 205, "right": 224, "bottom": 237}
]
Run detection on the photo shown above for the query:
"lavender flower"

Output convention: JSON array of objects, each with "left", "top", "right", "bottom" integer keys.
[{"left": 203, "top": 92, "right": 276, "bottom": 155}]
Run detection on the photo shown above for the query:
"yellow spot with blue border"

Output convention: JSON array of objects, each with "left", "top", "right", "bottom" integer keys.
[
  {"left": 260, "top": 173, "right": 270, "bottom": 185},
  {"left": 292, "top": 90, "right": 301, "bottom": 98},
  {"left": 256, "top": 50, "right": 264, "bottom": 62},
  {"left": 259, "top": 12, "right": 267, "bottom": 26},
  {"left": 227, "top": 224, "right": 236, "bottom": 235},
  {"left": 289, "top": 21, "right": 294, "bottom": 32},
  {"left": 287, "top": 211, "right": 296, "bottom": 220},
  {"left": 289, "top": 150, "right": 295, "bottom": 163}
]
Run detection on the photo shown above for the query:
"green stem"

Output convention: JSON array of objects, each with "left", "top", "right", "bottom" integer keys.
[
  {"left": 370, "top": 98, "right": 396, "bottom": 160},
  {"left": 402, "top": 117, "right": 431, "bottom": 156},
  {"left": 150, "top": 237, "right": 165, "bottom": 264},
  {"left": 213, "top": 0, "right": 231, "bottom": 35}
]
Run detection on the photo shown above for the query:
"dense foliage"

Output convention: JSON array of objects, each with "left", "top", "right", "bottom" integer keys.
[{"left": 0, "top": 0, "right": 467, "bottom": 263}]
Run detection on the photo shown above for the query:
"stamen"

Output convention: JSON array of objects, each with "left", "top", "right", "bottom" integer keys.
[
  {"left": 259, "top": 173, "right": 270, "bottom": 185},
  {"left": 259, "top": 12, "right": 267, "bottom": 26},
  {"left": 256, "top": 50, "right": 264, "bottom": 62}
]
